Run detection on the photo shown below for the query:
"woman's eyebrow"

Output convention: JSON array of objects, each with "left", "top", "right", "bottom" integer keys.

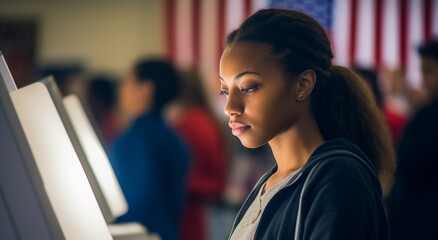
[{"left": 219, "top": 71, "right": 261, "bottom": 82}]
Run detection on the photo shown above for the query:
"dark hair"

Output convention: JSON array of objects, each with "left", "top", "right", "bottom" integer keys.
[
  {"left": 133, "top": 59, "right": 181, "bottom": 110},
  {"left": 227, "top": 9, "right": 395, "bottom": 195},
  {"left": 418, "top": 40, "right": 438, "bottom": 60},
  {"left": 88, "top": 75, "right": 117, "bottom": 109}
]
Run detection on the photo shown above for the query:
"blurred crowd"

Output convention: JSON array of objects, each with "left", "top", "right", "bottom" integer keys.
[
  {"left": 357, "top": 41, "right": 438, "bottom": 240},
  {"left": 25, "top": 40, "right": 438, "bottom": 240},
  {"left": 38, "top": 57, "right": 273, "bottom": 240}
]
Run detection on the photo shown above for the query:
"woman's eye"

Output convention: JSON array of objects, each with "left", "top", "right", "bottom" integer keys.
[
  {"left": 219, "top": 90, "right": 229, "bottom": 96},
  {"left": 241, "top": 86, "right": 258, "bottom": 94}
]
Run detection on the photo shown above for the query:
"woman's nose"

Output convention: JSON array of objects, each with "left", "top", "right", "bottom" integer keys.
[{"left": 224, "top": 90, "right": 243, "bottom": 117}]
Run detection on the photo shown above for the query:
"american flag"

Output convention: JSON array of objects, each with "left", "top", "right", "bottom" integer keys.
[{"left": 165, "top": 0, "right": 438, "bottom": 91}]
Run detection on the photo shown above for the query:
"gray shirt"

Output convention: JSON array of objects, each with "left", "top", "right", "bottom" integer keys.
[{"left": 230, "top": 168, "right": 302, "bottom": 240}]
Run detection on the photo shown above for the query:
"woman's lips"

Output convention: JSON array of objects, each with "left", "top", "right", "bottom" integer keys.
[{"left": 229, "top": 122, "right": 250, "bottom": 136}]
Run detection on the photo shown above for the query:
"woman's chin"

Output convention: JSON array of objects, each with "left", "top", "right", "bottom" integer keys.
[{"left": 239, "top": 137, "right": 265, "bottom": 149}]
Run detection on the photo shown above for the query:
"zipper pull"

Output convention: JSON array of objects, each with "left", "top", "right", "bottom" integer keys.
[{"left": 252, "top": 209, "right": 261, "bottom": 224}]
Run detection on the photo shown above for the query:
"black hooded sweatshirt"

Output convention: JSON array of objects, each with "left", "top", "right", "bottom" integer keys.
[{"left": 228, "top": 138, "right": 389, "bottom": 240}]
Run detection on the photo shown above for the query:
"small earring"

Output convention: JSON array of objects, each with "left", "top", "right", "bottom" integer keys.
[{"left": 298, "top": 94, "right": 304, "bottom": 99}]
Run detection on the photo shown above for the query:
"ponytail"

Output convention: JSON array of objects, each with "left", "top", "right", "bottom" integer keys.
[{"left": 311, "top": 65, "right": 396, "bottom": 195}]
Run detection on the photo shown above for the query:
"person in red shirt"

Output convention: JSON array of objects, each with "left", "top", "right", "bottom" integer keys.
[
  {"left": 166, "top": 68, "right": 228, "bottom": 240},
  {"left": 354, "top": 68, "right": 408, "bottom": 144}
]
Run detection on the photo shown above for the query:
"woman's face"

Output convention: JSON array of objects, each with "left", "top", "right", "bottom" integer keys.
[{"left": 219, "top": 42, "right": 302, "bottom": 148}]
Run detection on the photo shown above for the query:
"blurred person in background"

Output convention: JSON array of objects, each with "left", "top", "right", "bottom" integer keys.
[
  {"left": 86, "top": 75, "right": 120, "bottom": 147},
  {"left": 381, "top": 67, "right": 411, "bottom": 115},
  {"left": 379, "top": 66, "right": 427, "bottom": 123},
  {"left": 109, "top": 58, "right": 189, "bottom": 240},
  {"left": 386, "top": 40, "right": 438, "bottom": 240},
  {"left": 40, "top": 64, "right": 88, "bottom": 101},
  {"left": 41, "top": 66, "right": 122, "bottom": 147},
  {"left": 165, "top": 67, "right": 228, "bottom": 240},
  {"left": 355, "top": 68, "right": 407, "bottom": 144}
]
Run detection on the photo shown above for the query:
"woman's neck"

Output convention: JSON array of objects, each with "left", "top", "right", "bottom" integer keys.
[{"left": 266, "top": 114, "right": 324, "bottom": 190}]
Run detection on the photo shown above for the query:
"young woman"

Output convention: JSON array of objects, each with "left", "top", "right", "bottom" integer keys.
[{"left": 219, "top": 9, "right": 396, "bottom": 240}]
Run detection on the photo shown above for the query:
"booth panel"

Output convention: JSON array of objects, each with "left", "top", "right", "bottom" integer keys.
[{"left": 10, "top": 82, "right": 112, "bottom": 240}]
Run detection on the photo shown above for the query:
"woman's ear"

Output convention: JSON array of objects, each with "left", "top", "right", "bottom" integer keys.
[{"left": 296, "top": 69, "right": 316, "bottom": 101}]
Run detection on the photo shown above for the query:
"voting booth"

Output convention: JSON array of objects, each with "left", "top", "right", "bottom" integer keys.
[
  {"left": 4, "top": 55, "right": 114, "bottom": 239},
  {"left": 0, "top": 55, "right": 64, "bottom": 240},
  {"left": 1, "top": 51, "right": 161, "bottom": 240},
  {"left": 62, "top": 94, "right": 161, "bottom": 240},
  {"left": 39, "top": 76, "right": 128, "bottom": 223},
  {"left": 52, "top": 78, "right": 160, "bottom": 239}
]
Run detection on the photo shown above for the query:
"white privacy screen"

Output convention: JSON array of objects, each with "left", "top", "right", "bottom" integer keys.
[
  {"left": 10, "top": 82, "right": 113, "bottom": 240},
  {"left": 63, "top": 94, "right": 128, "bottom": 218}
]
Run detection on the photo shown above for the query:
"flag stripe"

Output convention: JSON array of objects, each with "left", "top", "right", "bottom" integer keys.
[
  {"left": 406, "top": 0, "right": 424, "bottom": 88},
  {"left": 382, "top": 0, "right": 400, "bottom": 68},
  {"left": 165, "top": 0, "right": 176, "bottom": 62},
  {"left": 356, "top": 0, "right": 375, "bottom": 68},
  {"left": 424, "top": 0, "right": 433, "bottom": 42},
  {"left": 333, "top": 0, "right": 351, "bottom": 66},
  {"left": 433, "top": 0, "right": 438, "bottom": 38},
  {"left": 175, "top": 0, "right": 194, "bottom": 65},
  {"left": 200, "top": 0, "right": 218, "bottom": 74},
  {"left": 192, "top": 0, "right": 201, "bottom": 66},
  {"left": 348, "top": 0, "right": 358, "bottom": 66},
  {"left": 374, "top": 0, "right": 383, "bottom": 69},
  {"left": 400, "top": 0, "right": 408, "bottom": 68},
  {"left": 244, "top": 0, "right": 253, "bottom": 18},
  {"left": 252, "top": 0, "right": 269, "bottom": 13},
  {"left": 225, "top": 0, "right": 244, "bottom": 34},
  {"left": 217, "top": 0, "right": 226, "bottom": 70}
]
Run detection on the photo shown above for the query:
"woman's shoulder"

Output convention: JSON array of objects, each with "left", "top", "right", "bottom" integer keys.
[
  {"left": 307, "top": 138, "right": 374, "bottom": 171},
  {"left": 304, "top": 139, "right": 382, "bottom": 196},
  {"left": 301, "top": 145, "right": 384, "bottom": 218},
  {"left": 312, "top": 154, "right": 376, "bottom": 189}
]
